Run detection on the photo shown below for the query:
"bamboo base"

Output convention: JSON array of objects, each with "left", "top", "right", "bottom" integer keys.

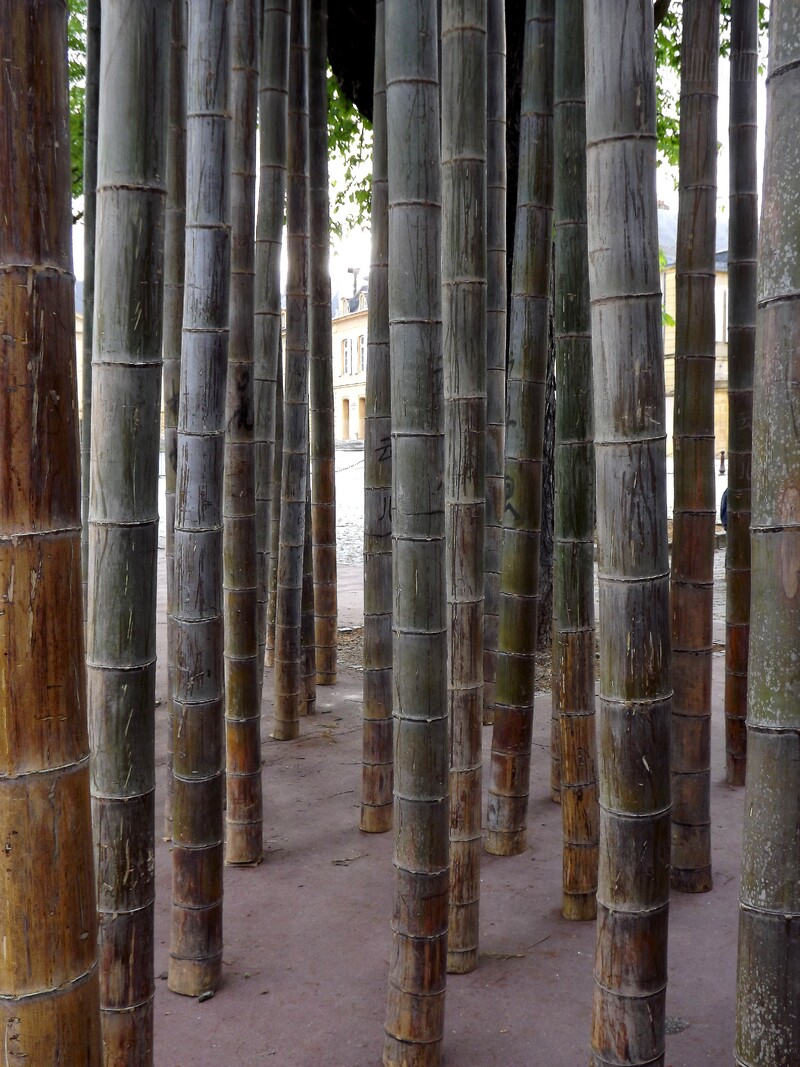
[
  {"left": 726, "top": 755, "right": 746, "bottom": 787},
  {"left": 271, "top": 721, "right": 299, "bottom": 741},
  {"left": 225, "top": 826, "right": 263, "bottom": 865},
  {"left": 360, "top": 803, "right": 392, "bottom": 833},
  {"left": 483, "top": 828, "right": 526, "bottom": 856},
  {"left": 446, "top": 947, "right": 478, "bottom": 974},
  {"left": 562, "top": 891, "right": 597, "bottom": 921},
  {"left": 550, "top": 786, "right": 562, "bottom": 804},
  {"left": 383, "top": 1035, "right": 444, "bottom": 1067},
  {"left": 168, "top": 954, "right": 222, "bottom": 997},
  {"left": 482, "top": 707, "right": 495, "bottom": 726},
  {"left": 671, "top": 865, "right": 713, "bottom": 893}
]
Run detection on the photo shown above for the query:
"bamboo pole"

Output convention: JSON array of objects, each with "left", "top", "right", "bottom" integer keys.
[
  {"left": 585, "top": 1, "right": 672, "bottom": 1061},
  {"left": 225, "top": 0, "right": 262, "bottom": 866},
  {"left": 169, "top": 0, "right": 231, "bottom": 997},
  {"left": 484, "top": 0, "right": 554, "bottom": 858},
  {"left": 163, "top": 0, "right": 188, "bottom": 843},
  {"left": 725, "top": 0, "right": 758, "bottom": 787},
  {"left": 267, "top": 350, "right": 285, "bottom": 667},
  {"left": 309, "top": 0, "right": 338, "bottom": 686},
  {"left": 0, "top": 1, "right": 101, "bottom": 1057},
  {"left": 553, "top": 0, "right": 598, "bottom": 923},
  {"left": 360, "top": 0, "right": 393, "bottom": 835},
  {"left": 735, "top": 5, "right": 800, "bottom": 1060},
  {"left": 442, "top": 0, "right": 487, "bottom": 975},
  {"left": 382, "top": 0, "right": 448, "bottom": 1061}
]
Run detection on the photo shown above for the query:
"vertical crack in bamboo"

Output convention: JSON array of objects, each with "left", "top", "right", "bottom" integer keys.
[
  {"left": 169, "top": 0, "right": 231, "bottom": 998},
  {"left": 669, "top": 0, "right": 719, "bottom": 896},
  {"left": 225, "top": 0, "right": 262, "bottom": 867},
  {"left": 735, "top": 7, "right": 800, "bottom": 1061},
  {"left": 484, "top": 0, "right": 554, "bottom": 860},
  {"left": 442, "top": 0, "right": 487, "bottom": 976},
  {"left": 361, "top": 0, "right": 393, "bottom": 835},
  {"left": 0, "top": 2, "right": 102, "bottom": 1057},
  {"left": 553, "top": 0, "right": 598, "bottom": 924},
  {"left": 585, "top": 2, "right": 672, "bottom": 1062}
]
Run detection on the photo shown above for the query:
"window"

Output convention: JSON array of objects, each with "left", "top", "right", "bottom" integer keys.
[
  {"left": 342, "top": 337, "right": 353, "bottom": 375},
  {"left": 358, "top": 334, "right": 366, "bottom": 372}
]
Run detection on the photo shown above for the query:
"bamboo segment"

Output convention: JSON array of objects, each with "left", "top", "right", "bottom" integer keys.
[
  {"left": 485, "top": 0, "right": 554, "bottom": 859},
  {"left": 670, "top": 0, "right": 718, "bottom": 896},
  {"left": 585, "top": 2, "right": 672, "bottom": 1062},
  {"left": 0, "top": 1, "right": 101, "bottom": 1058},
  {"left": 483, "top": 0, "right": 507, "bottom": 728},
  {"left": 309, "top": 0, "right": 338, "bottom": 686},
  {"left": 360, "top": 0, "right": 393, "bottom": 836},
  {"left": 442, "top": 0, "right": 487, "bottom": 975},
  {"left": 302, "top": 483, "right": 317, "bottom": 714},
  {"left": 255, "top": 0, "right": 290, "bottom": 684},
  {"left": 383, "top": 1, "right": 448, "bottom": 1062},
  {"left": 735, "top": 9, "right": 800, "bottom": 1060},
  {"left": 163, "top": 0, "right": 188, "bottom": 843},
  {"left": 273, "top": 0, "right": 311, "bottom": 741},
  {"left": 725, "top": 0, "right": 757, "bottom": 788},
  {"left": 553, "top": 0, "right": 598, "bottom": 923},
  {"left": 169, "top": 0, "right": 231, "bottom": 997},
  {"left": 81, "top": 0, "right": 100, "bottom": 615},
  {"left": 225, "top": 0, "right": 262, "bottom": 866},
  {"left": 87, "top": 1, "right": 169, "bottom": 1057},
  {"left": 267, "top": 352, "right": 285, "bottom": 668}
]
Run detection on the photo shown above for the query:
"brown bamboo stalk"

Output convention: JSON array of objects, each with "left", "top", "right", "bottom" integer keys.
[
  {"left": 482, "top": 0, "right": 507, "bottom": 728},
  {"left": 163, "top": 0, "right": 188, "bottom": 843},
  {"left": 382, "top": 0, "right": 448, "bottom": 1061},
  {"left": 309, "top": 0, "right": 338, "bottom": 686},
  {"left": 484, "top": 0, "right": 554, "bottom": 859},
  {"left": 255, "top": 0, "right": 290, "bottom": 684},
  {"left": 585, "top": 1, "right": 672, "bottom": 1061},
  {"left": 169, "top": 0, "right": 231, "bottom": 997},
  {"left": 302, "top": 479, "right": 317, "bottom": 713},
  {"left": 273, "top": 0, "right": 311, "bottom": 741},
  {"left": 442, "top": 0, "right": 487, "bottom": 975},
  {"left": 553, "top": 0, "right": 598, "bottom": 923},
  {"left": 735, "top": 11, "right": 800, "bottom": 1060},
  {"left": 267, "top": 348, "right": 285, "bottom": 667},
  {"left": 0, "top": 0, "right": 102, "bottom": 1057},
  {"left": 360, "top": 0, "right": 393, "bottom": 835},
  {"left": 725, "top": 0, "right": 757, "bottom": 787},
  {"left": 225, "top": 0, "right": 262, "bottom": 866},
  {"left": 670, "top": 0, "right": 719, "bottom": 895}
]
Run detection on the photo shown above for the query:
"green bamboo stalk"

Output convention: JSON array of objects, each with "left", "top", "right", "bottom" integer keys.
[
  {"left": 309, "top": 0, "right": 338, "bottom": 686},
  {"left": 273, "top": 0, "right": 311, "bottom": 741},
  {"left": 670, "top": 0, "right": 719, "bottom": 895},
  {"left": 484, "top": 0, "right": 554, "bottom": 859},
  {"left": 735, "top": 4, "right": 800, "bottom": 1060},
  {"left": 0, "top": 2, "right": 102, "bottom": 1056},
  {"left": 382, "top": 0, "right": 448, "bottom": 1062},
  {"left": 81, "top": 0, "right": 99, "bottom": 614},
  {"left": 169, "top": 0, "right": 231, "bottom": 997},
  {"left": 255, "top": 0, "right": 290, "bottom": 683},
  {"left": 553, "top": 0, "right": 598, "bottom": 923},
  {"left": 725, "top": 0, "right": 758, "bottom": 787},
  {"left": 360, "top": 0, "right": 393, "bottom": 835},
  {"left": 585, "top": 1, "right": 671, "bottom": 1062},
  {"left": 482, "top": 0, "right": 506, "bottom": 728},
  {"left": 442, "top": 0, "right": 487, "bottom": 975},
  {"left": 225, "top": 0, "right": 262, "bottom": 866},
  {"left": 163, "top": 0, "right": 188, "bottom": 843},
  {"left": 86, "top": 0, "right": 169, "bottom": 1056}
]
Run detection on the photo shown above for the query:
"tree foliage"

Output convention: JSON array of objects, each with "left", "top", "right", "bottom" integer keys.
[{"left": 67, "top": 0, "right": 87, "bottom": 208}]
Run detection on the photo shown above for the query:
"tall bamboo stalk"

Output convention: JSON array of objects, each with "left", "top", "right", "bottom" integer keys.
[
  {"left": 169, "top": 0, "right": 231, "bottom": 997},
  {"left": 273, "top": 0, "right": 311, "bottom": 741},
  {"left": 442, "top": 0, "right": 487, "bottom": 976},
  {"left": 302, "top": 481, "right": 317, "bottom": 713},
  {"left": 87, "top": 0, "right": 169, "bottom": 1056},
  {"left": 309, "top": 0, "right": 338, "bottom": 685},
  {"left": 255, "top": 0, "right": 290, "bottom": 682},
  {"left": 360, "top": 0, "right": 393, "bottom": 834},
  {"left": 482, "top": 0, "right": 506, "bottom": 729},
  {"left": 585, "top": 1, "right": 672, "bottom": 1062},
  {"left": 225, "top": 0, "right": 262, "bottom": 866},
  {"left": 553, "top": 0, "right": 598, "bottom": 923},
  {"left": 267, "top": 349, "right": 285, "bottom": 667},
  {"left": 382, "top": 0, "right": 448, "bottom": 1062},
  {"left": 0, "top": 3, "right": 102, "bottom": 1057},
  {"left": 81, "top": 0, "right": 100, "bottom": 613},
  {"left": 484, "top": 0, "right": 554, "bottom": 858},
  {"left": 670, "top": 0, "right": 719, "bottom": 895},
  {"left": 163, "top": 0, "right": 188, "bottom": 843},
  {"left": 725, "top": 0, "right": 758, "bottom": 787},
  {"left": 735, "top": 4, "right": 800, "bottom": 1060}
]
